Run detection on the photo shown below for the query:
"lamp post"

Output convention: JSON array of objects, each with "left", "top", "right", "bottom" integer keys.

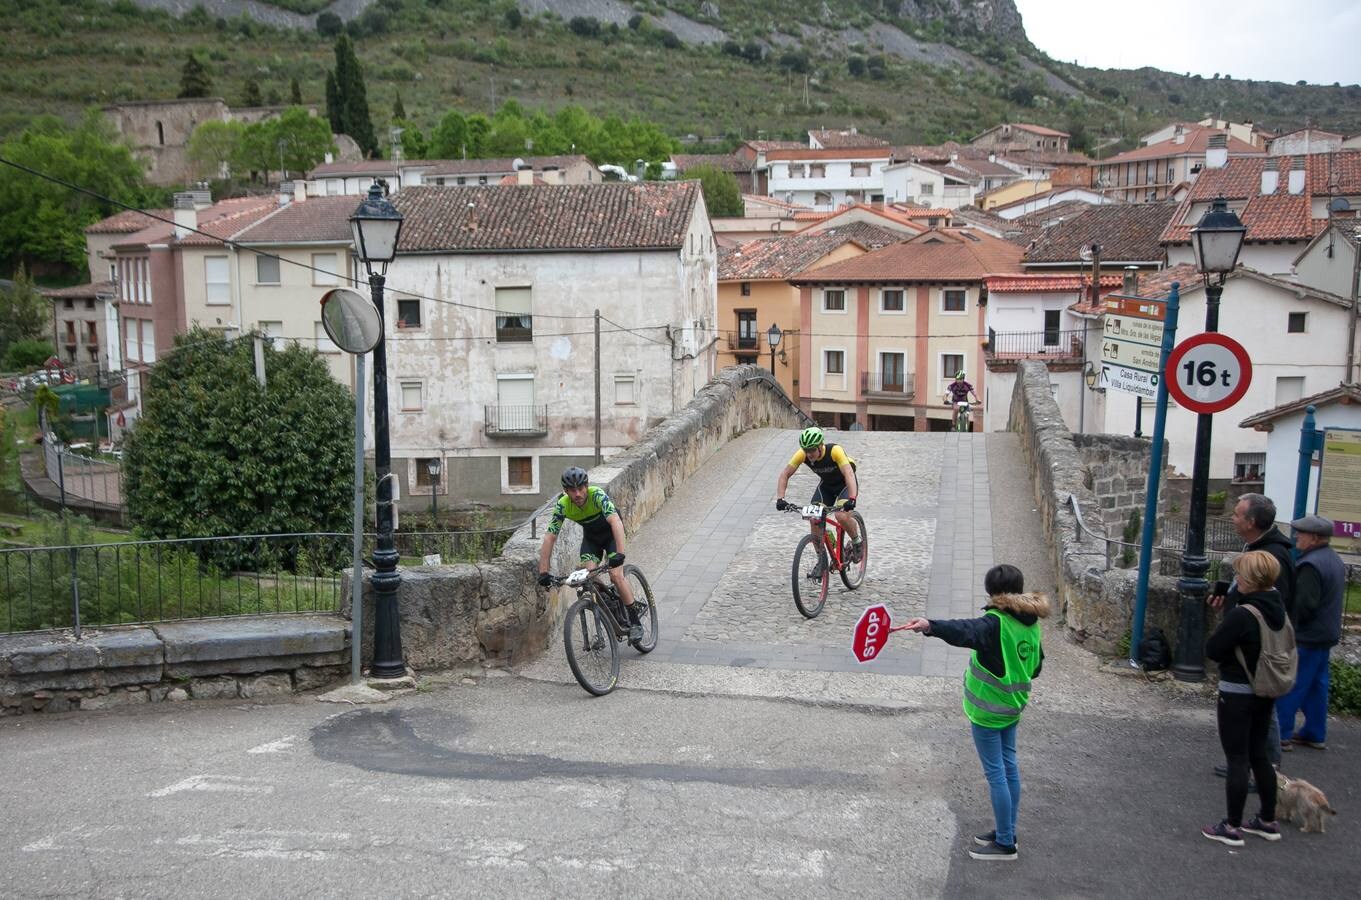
[
  {"left": 350, "top": 182, "right": 406, "bottom": 680},
  {"left": 427, "top": 457, "right": 440, "bottom": 526},
  {"left": 767, "top": 323, "right": 782, "bottom": 375},
  {"left": 1172, "top": 196, "right": 1246, "bottom": 682}
]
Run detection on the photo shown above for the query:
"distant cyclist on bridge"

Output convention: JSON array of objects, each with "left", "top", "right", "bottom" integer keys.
[
  {"left": 774, "top": 426, "right": 863, "bottom": 576},
  {"left": 538, "top": 466, "right": 643, "bottom": 642},
  {"left": 944, "top": 371, "right": 982, "bottom": 432}
]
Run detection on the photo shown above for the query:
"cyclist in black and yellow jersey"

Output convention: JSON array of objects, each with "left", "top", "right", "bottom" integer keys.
[
  {"left": 537, "top": 466, "right": 643, "bottom": 642},
  {"left": 774, "top": 426, "right": 863, "bottom": 575}
]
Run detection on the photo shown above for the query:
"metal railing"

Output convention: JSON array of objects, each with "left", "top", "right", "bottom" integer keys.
[
  {"left": 1065, "top": 494, "right": 1239, "bottom": 577},
  {"left": 0, "top": 524, "right": 522, "bottom": 636},
  {"left": 484, "top": 404, "right": 549, "bottom": 436},
  {"left": 986, "top": 328, "right": 1085, "bottom": 360},
  {"left": 860, "top": 370, "right": 915, "bottom": 399}
]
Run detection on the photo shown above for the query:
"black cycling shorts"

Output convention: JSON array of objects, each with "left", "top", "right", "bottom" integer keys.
[
  {"left": 810, "top": 483, "right": 852, "bottom": 508},
  {"left": 580, "top": 533, "right": 618, "bottom": 564}
]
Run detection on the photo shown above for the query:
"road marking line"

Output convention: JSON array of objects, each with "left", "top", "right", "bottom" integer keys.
[
  {"left": 149, "top": 775, "right": 274, "bottom": 797},
  {"left": 247, "top": 735, "right": 298, "bottom": 754}
]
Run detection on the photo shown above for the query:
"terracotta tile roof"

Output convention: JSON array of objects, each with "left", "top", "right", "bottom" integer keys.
[
  {"left": 891, "top": 207, "right": 955, "bottom": 218},
  {"left": 954, "top": 158, "right": 1020, "bottom": 178},
  {"left": 232, "top": 195, "right": 361, "bottom": 244},
  {"left": 791, "top": 204, "right": 928, "bottom": 232},
  {"left": 809, "top": 129, "right": 891, "bottom": 149},
  {"left": 1240, "top": 383, "right": 1361, "bottom": 429},
  {"left": 174, "top": 197, "right": 279, "bottom": 247},
  {"left": 1008, "top": 123, "right": 1070, "bottom": 138},
  {"left": 1011, "top": 199, "right": 1097, "bottom": 226},
  {"left": 1005, "top": 150, "right": 1093, "bottom": 166},
  {"left": 1097, "top": 128, "right": 1265, "bottom": 165},
  {"left": 1161, "top": 151, "right": 1361, "bottom": 244},
  {"left": 308, "top": 160, "right": 407, "bottom": 177},
  {"left": 765, "top": 147, "right": 892, "bottom": 161},
  {"left": 390, "top": 183, "right": 700, "bottom": 253},
  {"left": 742, "top": 140, "right": 806, "bottom": 151},
  {"left": 85, "top": 208, "right": 173, "bottom": 234},
  {"left": 1134, "top": 263, "right": 1202, "bottom": 298},
  {"left": 43, "top": 280, "right": 115, "bottom": 299},
  {"left": 671, "top": 153, "right": 750, "bottom": 173},
  {"left": 718, "top": 224, "right": 901, "bottom": 280},
  {"left": 985, "top": 273, "right": 1123, "bottom": 293},
  {"left": 950, "top": 205, "right": 1021, "bottom": 236},
  {"left": 791, "top": 229, "right": 1024, "bottom": 283},
  {"left": 890, "top": 142, "right": 965, "bottom": 162},
  {"left": 742, "top": 194, "right": 810, "bottom": 211},
  {"left": 1023, "top": 202, "right": 1177, "bottom": 264},
  {"left": 419, "top": 155, "right": 593, "bottom": 177}
]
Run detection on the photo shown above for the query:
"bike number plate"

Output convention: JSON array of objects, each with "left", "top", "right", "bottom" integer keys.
[
  {"left": 565, "top": 569, "right": 590, "bottom": 587},
  {"left": 801, "top": 504, "right": 825, "bottom": 520}
]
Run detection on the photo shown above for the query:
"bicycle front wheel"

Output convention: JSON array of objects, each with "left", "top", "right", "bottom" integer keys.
[
  {"left": 622, "top": 564, "right": 659, "bottom": 654},
  {"left": 563, "top": 595, "right": 620, "bottom": 696},
  {"left": 791, "top": 533, "right": 829, "bottom": 618},
  {"left": 839, "top": 512, "right": 868, "bottom": 590}
]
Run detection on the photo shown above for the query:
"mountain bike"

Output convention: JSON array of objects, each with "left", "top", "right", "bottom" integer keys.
[
  {"left": 548, "top": 561, "right": 658, "bottom": 696},
  {"left": 953, "top": 400, "right": 973, "bottom": 433},
  {"left": 782, "top": 502, "right": 868, "bottom": 618}
]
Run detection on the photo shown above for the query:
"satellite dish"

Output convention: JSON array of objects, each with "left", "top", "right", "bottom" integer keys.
[
  {"left": 319, "top": 288, "right": 383, "bottom": 354},
  {"left": 1079, "top": 244, "right": 1093, "bottom": 262},
  {"left": 512, "top": 157, "right": 527, "bottom": 171}
]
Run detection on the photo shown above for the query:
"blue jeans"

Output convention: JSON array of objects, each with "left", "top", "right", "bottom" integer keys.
[
  {"left": 1277, "top": 645, "right": 1332, "bottom": 743},
  {"left": 971, "top": 721, "right": 1020, "bottom": 847}
]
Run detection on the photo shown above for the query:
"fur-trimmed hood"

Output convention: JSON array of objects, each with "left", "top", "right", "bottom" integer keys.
[{"left": 986, "top": 592, "right": 1052, "bottom": 625}]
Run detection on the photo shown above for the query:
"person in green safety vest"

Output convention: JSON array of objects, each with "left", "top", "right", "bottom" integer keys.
[{"left": 903, "top": 564, "right": 1051, "bottom": 862}]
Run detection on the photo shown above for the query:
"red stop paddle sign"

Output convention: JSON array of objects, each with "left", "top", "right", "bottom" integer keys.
[{"left": 852, "top": 604, "right": 893, "bottom": 663}]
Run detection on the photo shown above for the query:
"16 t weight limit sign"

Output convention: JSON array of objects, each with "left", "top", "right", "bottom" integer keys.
[{"left": 1164, "top": 333, "right": 1253, "bottom": 415}]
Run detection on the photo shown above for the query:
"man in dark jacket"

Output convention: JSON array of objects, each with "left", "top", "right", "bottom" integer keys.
[
  {"left": 1276, "top": 515, "right": 1346, "bottom": 750},
  {"left": 1211, "top": 492, "right": 1296, "bottom": 767}
]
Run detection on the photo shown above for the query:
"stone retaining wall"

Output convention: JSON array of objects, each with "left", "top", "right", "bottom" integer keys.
[
  {"left": 344, "top": 365, "right": 813, "bottom": 671},
  {"left": 0, "top": 615, "right": 348, "bottom": 716},
  {"left": 1009, "top": 361, "right": 1184, "bottom": 654},
  {"left": 1074, "top": 432, "right": 1170, "bottom": 538}
]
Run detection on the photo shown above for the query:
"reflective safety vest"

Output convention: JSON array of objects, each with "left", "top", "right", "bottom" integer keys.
[{"left": 963, "top": 609, "right": 1042, "bottom": 729}]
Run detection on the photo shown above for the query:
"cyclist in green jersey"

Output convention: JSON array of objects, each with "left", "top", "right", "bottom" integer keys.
[
  {"left": 774, "top": 426, "right": 863, "bottom": 573},
  {"left": 537, "top": 466, "right": 643, "bottom": 641}
]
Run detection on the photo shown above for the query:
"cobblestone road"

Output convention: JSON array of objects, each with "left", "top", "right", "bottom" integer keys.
[{"left": 620, "top": 428, "right": 992, "bottom": 678}]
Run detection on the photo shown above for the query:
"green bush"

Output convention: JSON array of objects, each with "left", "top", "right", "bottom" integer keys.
[{"left": 1330, "top": 659, "right": 1361, "bottom": 715}]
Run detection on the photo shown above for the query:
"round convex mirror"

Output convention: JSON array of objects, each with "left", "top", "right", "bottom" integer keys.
[{"left": 319, "top": 288, "right": 383, "bottom": 354}]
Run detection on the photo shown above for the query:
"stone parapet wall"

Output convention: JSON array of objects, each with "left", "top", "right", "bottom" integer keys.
[
  {"left": 0, "top": 615, "right": 348, "bottom": 716},
  {"left": 1073, "top": 432, "right": 1169, "bottom": 533},
  {"left": 345, "top": 365, "right": 813, "bottom": 671},
  {"left": 1009, "top": 361, "right": 1183, "bottom": 654}
]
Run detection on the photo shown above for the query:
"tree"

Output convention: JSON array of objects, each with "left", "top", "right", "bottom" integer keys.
[
  {"left": 847, "top": 55, "right": 867, "bottom": 77},
  {"left": 186, "top": 119, "right": 246, "bottom": 180},
  {"left": 0, "top": 266, "right": 48, "bottom": 362},
  {"left": 505, "top": 7, "right": 522, "bottom": 28},
  {"left": 742, "top": 40, "right": 763, "bottom": 63},
  {"left": 429, "top": 109, "right": 469, "bottom": 158},
  {"left": 392, "top": 92, "right": 406, "bottom": 122},
  {"left": 0, "top": 114, "right": 147, "bottom": 275},
  {"left": 241, "top": 77, "right": 263, "bottom": 108},
  {"left": 866, "top": 54, "right": 887, "bottom": 80},
  {"left": 178, "top": 52, "right": 213, "bottom": 99},
  {"left": 316, "top": 11, "right": 343, "bottom": 37},
  {"left": 3, "top": 339, "right": 54, "bottom": 372},
  {"left": 272, "top": 107, "right": 336, "bottom": 174},
  {"left": 685, "top": 164, "right": 743, "bottom": 217},
  {"left": 330, "top": 35, "right": 376, "bottom": 156},
  {"left": 123, "top": 328, "right": 355, "bottom": 542},
  {"left": 325, "top": 70, "right": 343, "bottom": 134},
  {"left": 290, "top": 77, "right": 303, "bottom": 105}
]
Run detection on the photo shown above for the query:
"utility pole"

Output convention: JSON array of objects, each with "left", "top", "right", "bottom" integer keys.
[{"left": 594, "top": 309, "right": 602, "bottom": 466}]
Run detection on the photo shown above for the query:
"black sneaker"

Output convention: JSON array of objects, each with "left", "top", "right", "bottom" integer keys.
[
  {"left": 968, "top": 841, "right": 1017, "bottom": 861},
  {"left": 847, "top": 542, "right": 863, "bottom": 563},
  {"left": 1201, "top": 820, "right": 1244, "bottom": 847},
  {"left": 806, "top": 560, "right": 825, "bottom": 580},
  {"left": 625, "top": 605, "right": 644, "bottom": 643},
  {"left": 1241, "top": 817, "right": 1281, "bottom": 841},
  {"left": 973, "top": 831, "right": 1019, "bottom": 848}
]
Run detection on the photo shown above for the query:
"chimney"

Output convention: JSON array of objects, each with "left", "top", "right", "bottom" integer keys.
[
  {"left": 1123, "top": 266, "right": 1138, "bottom": 293},
  {"left": 988, "top": 153, "right": 997, "bottom": 163},
  {"left": 1260, "top": 165, "right": 1279, "bottom": 195},
  {"left": 172, "top": 193, "right": 196, "bottom": 239},
  {"left": 1173, "top": 124, "right": 1185, "bottom": 145},
  {"left": 277, "top": 184, "right": 292, "bottom": 207},
  {"left": 1205, "top": 133, "right": 1229, "bottom": 169},
  {"left": 1288, "top": 156, "right": 1306, "bottom": 194},
  {"left": 516, "top": 164, "right": 534, "bottom": 186},
  {"left": 323, "top": 151, "right": 334, "bottom": 164},
  {"left": 294, "top": 180, "right": 306, "bottom": 203},
  {"left": 542, "top": 166, "right": 562, "bottom": 185}
]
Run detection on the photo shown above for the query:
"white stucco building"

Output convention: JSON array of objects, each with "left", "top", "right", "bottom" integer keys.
[
  {"left": 382, "top": 182, "right": 717, "bottom": 510},
  {"left": 1240, "top": 385, "right": 1361, "bottom": 518},
  {"left": 765, "top": 148, "right": 892, "bottom": 211}
]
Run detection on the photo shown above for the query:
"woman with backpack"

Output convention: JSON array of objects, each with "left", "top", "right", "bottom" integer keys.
[{"left": 1201, "top": 550, "right": 1295, "bottom": 846}]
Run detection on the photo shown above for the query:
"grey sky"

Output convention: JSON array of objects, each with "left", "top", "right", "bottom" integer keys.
[{"left": 1013, "top": 0, "right": 1361, "bottom": 86}]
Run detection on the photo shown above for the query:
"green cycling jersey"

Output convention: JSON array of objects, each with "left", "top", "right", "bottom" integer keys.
[{"left": 547, "top": 485, "right": 618, "bottom": 541}]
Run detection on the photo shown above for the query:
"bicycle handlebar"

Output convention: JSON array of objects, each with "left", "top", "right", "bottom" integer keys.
[{"left": 545, "top": 560, "right": 611, "bottom": 587}]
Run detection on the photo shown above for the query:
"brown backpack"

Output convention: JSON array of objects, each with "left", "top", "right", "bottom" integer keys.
[{"left": 1233, "top": 604, "right": 1297, "bottom": 698}]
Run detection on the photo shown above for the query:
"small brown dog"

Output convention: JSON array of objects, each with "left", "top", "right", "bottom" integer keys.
[{"left": 1277, "top": 772, "right": 1338, "bottom": 833}]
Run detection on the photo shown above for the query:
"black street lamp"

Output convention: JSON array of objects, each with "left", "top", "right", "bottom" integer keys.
[
  {"left": 427, "top": 457, "right": 440, "bottom": 525},
  {"left": 767, "top": 323, "right": 782, "bottom": 375},
  {"left": 350, "top": 182, "right": 406, "bottom": 680},
  {"left": 1172, "top": 196, "right": 1246, "bottom": 682}
]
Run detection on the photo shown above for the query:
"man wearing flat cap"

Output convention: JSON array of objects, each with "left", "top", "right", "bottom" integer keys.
[{"left": 1276, "top": 514, "right": 1346, "bottom": 750}]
